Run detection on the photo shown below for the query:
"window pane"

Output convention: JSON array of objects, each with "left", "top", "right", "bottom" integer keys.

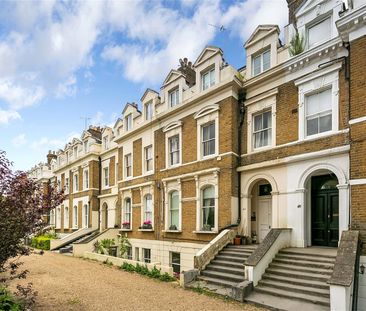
[
  {"left": 263, "top": 111, "right": 271, "bottom": 129},
  {"left": 253, "top": 55, "right": 261, "bottom": 76},
  {"left": 203, "top": 207, "right": 215, "bottom": 227},
  {"left": 262, "top": 50, "right": 271, "bottom": 71},
  {"left": 170, "top": 191, "right": 179, "bottom": 227},
  {"left": 203, "top": 186, "right": 214, "bottom": 200},
  {"left": 210, "top": 69, "right": 215, "bottom": 86},
  {"left": 306, "top": 89, "right": 332, "bottom": 116},
  {"left": 319, "top": 114, "right": 332, "bottom": 133},
  {"left": 307, "top": 117, "right": 319, "bottom": 136},
  {"left": 308, "top": 18, "right": 331, "bottom": 48},
  {"left": 254, "top": 114, "right": 262, "bottom": 131}
]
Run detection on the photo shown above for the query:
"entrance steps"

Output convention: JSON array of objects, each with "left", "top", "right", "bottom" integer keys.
[
  {"left": 246, "top": 247, "right": 337, "bottom": 311},
  {"left": 57, "top": 230, "right": 99, "bottom": 254},
  {"left": 192, "top": 244, "right": 257, "bottom": 290}
]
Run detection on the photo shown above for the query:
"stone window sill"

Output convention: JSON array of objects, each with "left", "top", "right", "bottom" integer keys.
[
  {"left": 138, "top": 229, "right": 154, "bottom": 232},
  {"left": 162, "top": 230, "right": 182, "bottom": 233},
  {"left": 120, "top": 229, "right": 132, "bottom": 232},
  {"left": 193, "top": 230, "right": 218, "bottom": 234}
]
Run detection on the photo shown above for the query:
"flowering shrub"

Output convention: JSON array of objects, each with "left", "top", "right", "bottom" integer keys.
[
  {"left": 141, "top": 220, "right": 152, "bottom": 229},
  {"left": 122, "top": 221, "right": 130, "bottom": 229}
]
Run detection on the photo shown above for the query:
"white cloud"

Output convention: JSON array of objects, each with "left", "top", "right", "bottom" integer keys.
[
  {"left": 11, "top": 133, "right": 27, "bottom": 147},
  {"left": 31, "top": 137, "right": 65, "bottom": 150},
  {"left": 0, "top": 109, "right": 21, "bottom": 124},
  {"left": 91, "top": 111, "right": 104, "bottom": 126}
]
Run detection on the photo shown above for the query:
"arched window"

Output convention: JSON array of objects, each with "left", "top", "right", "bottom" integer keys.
[
  {"left": 83, "top": 204, "right": 89, "bottom": 228},
  {"left": 169, "top": 191, "right": 179, "bottom": 230},
  {"left": 144, "top": 194, "right": 152, "bottom": 222},
  {"left": 123, "top": 198, "right": 131, "bottom": 228},
  {"left": 64, "top": 206, "right": 69, "bottom": 229},
  {"left": 73, "top": 206, "right": 78, "bottom": 228},
  {"left": 56, "top": 207, "right": 61, "bottom": 228},
  {"left": 201, "top": 186, "right": 215, "bottom": 231}
]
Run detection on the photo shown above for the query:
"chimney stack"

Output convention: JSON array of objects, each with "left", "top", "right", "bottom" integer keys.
[
  {"left": 287, "top": 0, "right": 306, "bottom": 24},
  {"left": 47, "top": 150, "right": 57, "bottom": 165},
  {"left": 178, "top": 58, "right": 196, "bottom": 87}
]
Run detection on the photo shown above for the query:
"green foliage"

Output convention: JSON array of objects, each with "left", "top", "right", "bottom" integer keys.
[
  {"left": 42, "top": 229, "right": 58, "bottom": 239},
  {"left": 289, "top": 32, "right": 305, "bottom": 56},
  {"left": 0, "top": 287, "right": 22, "bottom": 311},
  {"left": 30, "top": 236, "right": 51, "bottom": 250},
  {"left": 103, "top": 259, "right": 113, "bottom": 267},
  {"left": 119, "top": 262, "right": 175, "bottom": 282},
  {"left": 93, "top": 239, "right": 115, "bottom": 255},
  {"left": 118, "top": 234, "right": 131, "bottom": 258}
]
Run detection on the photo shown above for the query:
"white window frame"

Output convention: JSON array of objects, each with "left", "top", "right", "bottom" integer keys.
[
  {"left": 83, "top": 169, "right": 89, "bottom": 190},
  {"left": 168, "top": 135, "right": 180, "bottom": 166},
  {"left": 252, "top": 48, "right": 271, "bottom": 77},
  {"left": 83, "top": 204, "right": 89, "bottom": 228},
  {"left": 56, "top": 207, "right": 61, "bottom": 229},
  {"left": 200, "top": 185, "right": 216, "bottom": 231},
  {"left": 144, "top": 145, "right": 153, "bottom": 173},
  {"left": 201, "top": 122, "right": 216, "bottom": 157},
  {"left": 169, "top": 88, "right": 179, "bottom": 107},
  {"left": 125, "top": 114, "right": 132, "bottom": 131},
  {"left": 252, "top": 110, "right": 272, "bottom": 150},
  {"left": 64, "top": 206, "right": 69, "bottom": 229},
  {"left": 296, "top": 64, "right": 340, "bottom": 141},
  {"left": 143, "top": 194, "right": 153, "bottom": 224},
  {"left": 307, "top": 16, "right": 332, "bottom": 50},
  {"left": 201, "top": 67, "right": 215, "bottom": 91},
  {"left": 103, "top": 167, "right": 109, "bottom": 187},
  {"left": 103, "top": 136, "right": 109, "bottom": 150},
  {"left": 73, "top": 146, "right": 78, "bottom": 159},
  {"left": 122, "top": 197, "right": 132, "bottom": 229},
  {"left": 170, "top": 252, "right": 181, "bottom": 274},
  {"left": 164, "top": 182, "right": 182, "bottom": 232},
  {"left": 145, "top": 101, "right": 153, "bottom": 120},
  {"left": 143, "top": 248, "right": 151, "bottom": 263},
  {"left": 73, "top": 173, "right": 79, "bottom": 192},
  {"left": 125, "top": 154, "right": 132, "bottom": 179},
  {"left": 73, "top": 205, "right": 78, "bottom": 229}
]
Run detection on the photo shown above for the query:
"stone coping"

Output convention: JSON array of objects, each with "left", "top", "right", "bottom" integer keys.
[
  {"left": 245, "top": 228, "right": 292, "bottom": 266},
  {"left": 328, "top": 230, "right": 360, "bottom": 287}
]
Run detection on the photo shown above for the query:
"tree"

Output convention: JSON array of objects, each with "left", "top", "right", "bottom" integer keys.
[{"left": 0, "top": 150, "right": 64, "bottom": 309}]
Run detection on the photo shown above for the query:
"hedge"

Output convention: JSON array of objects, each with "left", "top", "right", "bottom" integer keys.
[{"left": 31, "top": 236, "right": 51, "bottom": 250}]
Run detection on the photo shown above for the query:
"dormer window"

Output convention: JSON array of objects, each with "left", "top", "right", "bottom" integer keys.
[
  {"left": 125, "top": 114, "right": 132, "bottom": 131},
  {"left": 84, "top": 140, "right": 88, "bottom": 153},
  {"left": 252, "top": 49, "right": 270, "bottom": 76},
  {"left": 201, "top": 68, "right": 215, "bottom": 91},
  {"left": 73, "top": 146, "right": 78, "bottom": 158},
  {"left": 307, "top": 17, "right": 331, "bottom": 49},
  {"left": 145, "top": 101, "right": 153, "bottom": 120},
  {"left": 103, "top": 136, "right": 109, "bottom": 150},
  {"left": 169, "top": 88, "right": 179, "bottom": 107}
]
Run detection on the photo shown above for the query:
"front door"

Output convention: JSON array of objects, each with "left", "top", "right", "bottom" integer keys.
[
  {"left": 311, "top": 175, "right": 339, "bottom": 247},
  {"left": 258, "top": 197, "right": 272, "bottom": 243}
]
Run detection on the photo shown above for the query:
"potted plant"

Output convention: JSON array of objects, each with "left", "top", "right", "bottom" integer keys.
[
  {"left": 252, "top": 232, "right": 257, "bottom": 244},
  {"left": 122, "top": 221, "right": 130, "bottom": 229},
  {"left": 202, "top": 224, "right": 211, "bottom": 231},
  {"left": 234, "top": 235, "right": 241, "bottom": 245},
  {"left": 169, "top": 224, "right": 178, "bottom": 231},
  {"left": 142, "top": 220, "right": 152, "bottom": 229}
]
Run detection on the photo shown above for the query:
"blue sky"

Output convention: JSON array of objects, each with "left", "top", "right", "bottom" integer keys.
[{"left": 0, "top": 0, "right": 288, "bottom": 171}]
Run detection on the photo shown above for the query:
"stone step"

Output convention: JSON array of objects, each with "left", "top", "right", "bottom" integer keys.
[
  {"left": 279, "top": 249, "right": 336, "bottom": 260},
  {"left": 210, "top": 259, "right": 244, "bottom": 269},
  {"left": 223, "top": 247, "right": 255, "bottom": 254},
  {"left": 276, "top": 253, "right": 335, "bottom": 264},
  {"left": 197, "top": 275, "right": 238, "bottom": 288},
  {"left": 266, "top": 267, "right": 330, "bottom": 282},
  {"left": 258, "top": 279, "right": 330, "bottom": 298},
  {"left": 205, "top": 264, "right": 244, "bottom": 275},
  {"left": 272, "top": 258, "right": 334, "bottom": 269},
  {"left": 215, "top": 255, "right": 245, "bottom": 263},
  {"left": 201, "top": 269, "right": 244, "bottom": 283},
  {"left": 219, "top": 250, "right": 251, "bottom": 258},
  {"left": 262, "top": 273, "right": 330, "bottom": 290},
  {"left": 226, "top": 244, "right": 257, "bottom": 250},
  {"left": 269, "top": 262, "right": 333, "bottom": 275},
  {"left": 254, "top": 285, "right": 330, "bottom": 307}
]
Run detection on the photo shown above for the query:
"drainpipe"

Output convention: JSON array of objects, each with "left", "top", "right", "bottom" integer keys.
[
  {"left": 237, "top": 90, "right": 246, "bottom": 225},
  {"left": 98, "top": 156, "right": 101, "bottom": 230}
]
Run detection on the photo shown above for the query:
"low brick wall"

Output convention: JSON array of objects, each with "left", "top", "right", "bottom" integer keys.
[{"left": 83, "top": 251, "right": 174, "bottom": 276}]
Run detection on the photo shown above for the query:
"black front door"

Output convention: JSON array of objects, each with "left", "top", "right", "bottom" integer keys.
[{"left": 311, "top": 175, "right": 339, "bottom": 247}]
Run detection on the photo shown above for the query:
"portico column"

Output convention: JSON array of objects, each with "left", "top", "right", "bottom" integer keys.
[
  {"left": 337, "top": 183, "right": 349, "bottom": 236},
  {"left": 271, "top": 191, "right": 280, "bottom": 228},
  {"left": 296, "top": 188, "right": 306, "bottom": 247},
  {"left": 241, "top": 194, "right": 251, "bottom": 237}
]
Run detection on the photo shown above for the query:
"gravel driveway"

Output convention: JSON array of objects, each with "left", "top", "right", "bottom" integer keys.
[{"left": 10, "top": 252, "right": 264, "bottom": 311}]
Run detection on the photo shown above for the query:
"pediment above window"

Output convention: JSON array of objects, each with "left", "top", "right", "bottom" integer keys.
[
  {"left": 245, "top": 25, "right": 280, "bottom": 48},
  {"left": 194, "top": 46, "right": 222, "bottom": 67},
  {"left": 162, "top": 121, "right": 182, "bottom": 133},
  {"left": 162, "top": 70, "right": 184, "bottom": 87},
  {"left": 194, "top": 104, "right": 220, "bottom": 119}
]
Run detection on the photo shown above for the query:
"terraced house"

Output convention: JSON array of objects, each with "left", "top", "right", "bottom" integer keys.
[{"left": 33, "top": 0, "right": 366, "bottom": 310}]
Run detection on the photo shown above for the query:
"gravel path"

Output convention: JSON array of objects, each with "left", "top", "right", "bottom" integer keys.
[{"left": 12, "top": 252, "right": 264, "bottom": 311}]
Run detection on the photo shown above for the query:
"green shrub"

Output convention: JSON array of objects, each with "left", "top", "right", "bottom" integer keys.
[
  {"left": 159, "top": 272, "right": 176, "bottom": 282},
  {"left": 31, "top": 236, "right": 51, "bottom": 250},
  {"left": 148, "top": 266, "right": 161, "bottom": 279},
  {"left": 119, "top": 262, "right": 175, "bottom": 282},
  {"left": 0, "top": 287, "right": 22, "bottom": 311},
  {"left": 120, "top": 262, "right": 135, "bottom": 272}
]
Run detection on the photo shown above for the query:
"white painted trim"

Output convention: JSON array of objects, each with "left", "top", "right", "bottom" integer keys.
[
  {"left": 349, "top": 179, "right": 366, "bottom": 185},
  {"left": 238, "top": 145, "right": 350, "bottom": 172},
  {"left": 162, "top": 167, "right": 220, "bottom": 182},
  {"left": 119, "top": 181, "right": 154, "bottom": 191},
  {"left": 349, "top": 115, "right": 366, "bottom": 125}
]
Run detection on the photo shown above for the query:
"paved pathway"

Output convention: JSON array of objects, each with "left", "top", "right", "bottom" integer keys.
[{"left": 11, "top": 252, "right": 263, "bottom": 311}]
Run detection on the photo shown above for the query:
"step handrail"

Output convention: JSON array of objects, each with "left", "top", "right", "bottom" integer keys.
[
  {"left": 244, "top": 228, "right": 292, "bottom": 286},
  {"left": 194, "top": 229, "right": 237, "bottom": 271}
]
